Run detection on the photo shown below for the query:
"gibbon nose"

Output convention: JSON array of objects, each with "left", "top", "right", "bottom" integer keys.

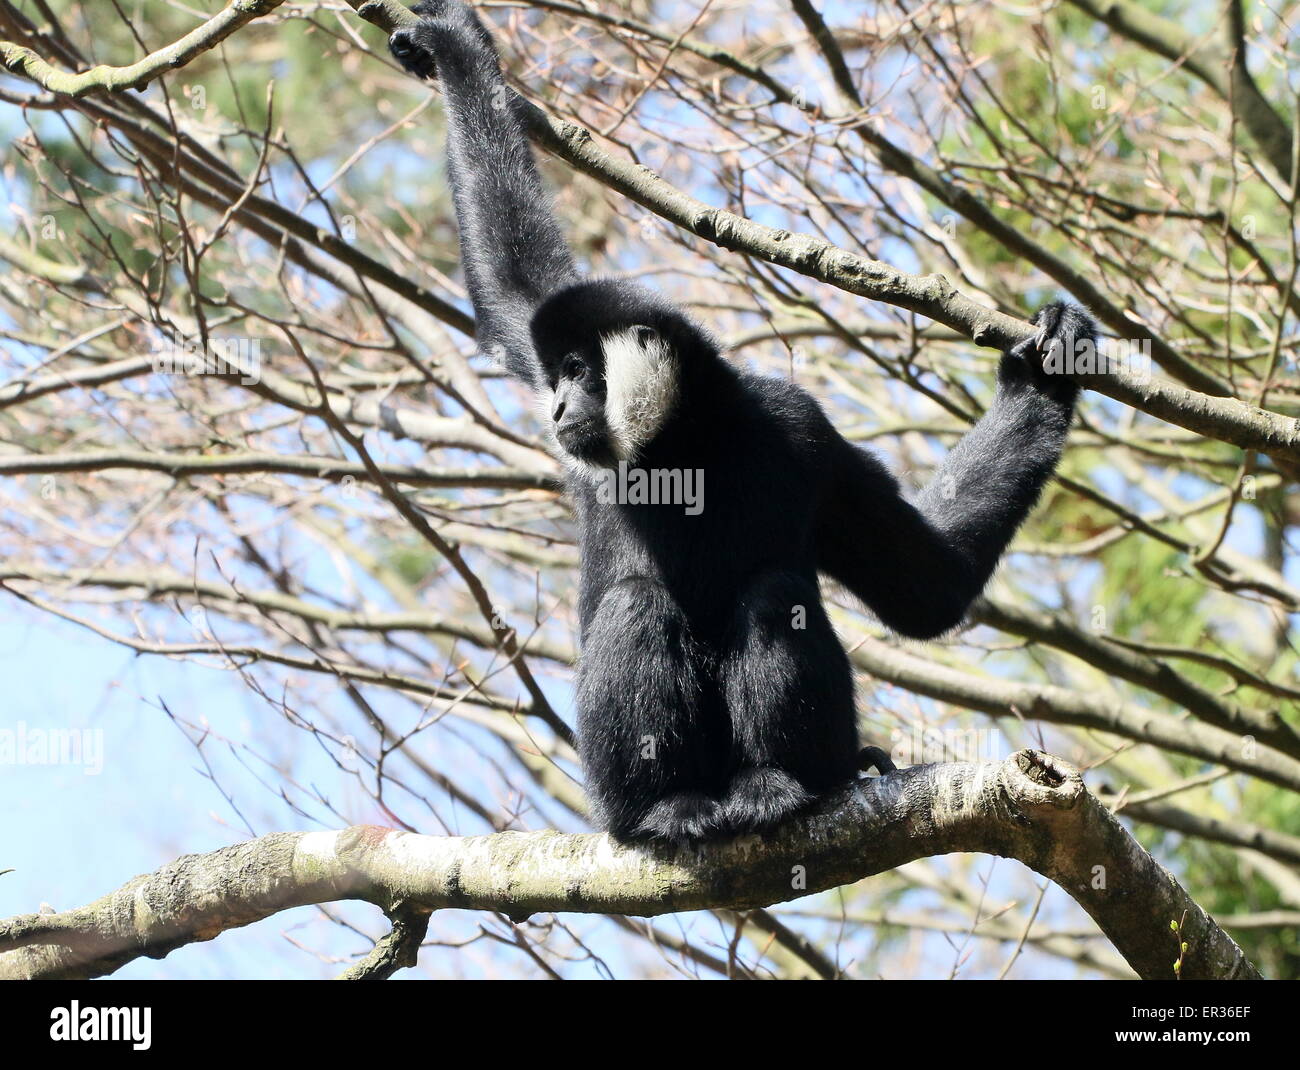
[{"left": 551, "top": 381, "right": 573, "bottom": 423}]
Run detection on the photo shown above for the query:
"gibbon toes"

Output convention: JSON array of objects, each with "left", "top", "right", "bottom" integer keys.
[
  {"left": 632, "top": 792, "right": 727, "bottom": 845},
  {"left": 720, "top": 767, "right": 812, "bottom": 835},
  {"left": 621, "top": 770, "right": 821, "bottom": 844},
  {"left": 618, "top": 772, "right": 837, "bottom": 844},
  {"left": 857, "top": 745, "right": 896, "bottom": 775}
]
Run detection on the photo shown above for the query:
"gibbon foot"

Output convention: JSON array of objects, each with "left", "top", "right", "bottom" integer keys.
[
  {"left": 632, "top": 791, "right": 727, "bottom": 845},
  {"left": 858, "top": 745, "right": 896, "bottom": 775},
  {"left": 720, "top": 766, "right": 812, "bottom": 834}
]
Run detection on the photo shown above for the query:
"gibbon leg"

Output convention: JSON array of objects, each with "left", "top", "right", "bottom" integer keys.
[
  {"left": 719, "top": 572, "right": 860, "bottom": 834},
  {"left": 577, "top": 577, "right": 726, "bottom": 843}
]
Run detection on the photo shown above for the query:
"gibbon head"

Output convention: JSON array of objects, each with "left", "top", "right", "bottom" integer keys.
[{"left": 529, "top": 280, "right": 716, "bottom": 468}]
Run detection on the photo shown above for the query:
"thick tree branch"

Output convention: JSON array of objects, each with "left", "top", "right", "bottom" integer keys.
[
  {"left": 1106, "top": 795, "right": 1300, "bottom": 869},
  {"left": 0, "top": 751, "right": 1260, "bottom": 980}
]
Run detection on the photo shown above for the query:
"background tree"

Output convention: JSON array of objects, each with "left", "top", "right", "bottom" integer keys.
[{"left": 0, "top": 0, "right": 1296, "bottom": 979}]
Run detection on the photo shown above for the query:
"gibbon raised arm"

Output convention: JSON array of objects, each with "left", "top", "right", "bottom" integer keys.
[{"left": 390, "top": 0, "right": 578, "bottom": 385}]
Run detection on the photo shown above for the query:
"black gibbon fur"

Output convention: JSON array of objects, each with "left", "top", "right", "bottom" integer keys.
[{"left": 390, "top": 1, "right": 1091, "bottom": 844}]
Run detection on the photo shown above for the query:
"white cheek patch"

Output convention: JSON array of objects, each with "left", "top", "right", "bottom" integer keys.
[
  {"left": 532, "top": 385, "right": 561, "bottom": 452},
  {"left": 533, "top": 385, "right": 556, "bottom": 431},
  {"left": 601, "top": 327, "right": 678, "bottom": 460}
]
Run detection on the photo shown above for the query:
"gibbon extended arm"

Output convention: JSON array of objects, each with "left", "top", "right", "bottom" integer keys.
[
  {"left": 817, "top": 303, "right": 1086, "bottom": 639},
  {"left": 389, "top": 0, "right": 579, "bottom": 385}
]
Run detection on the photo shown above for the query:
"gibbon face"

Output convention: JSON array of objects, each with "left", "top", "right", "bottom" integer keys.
[{"left": 531, "top": 281, "right": 685, "bottom": 468}]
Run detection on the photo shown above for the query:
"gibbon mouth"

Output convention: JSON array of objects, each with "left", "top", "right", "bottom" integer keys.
[{"left": 556, "top": 420, "right": 613, "bottom": 459}]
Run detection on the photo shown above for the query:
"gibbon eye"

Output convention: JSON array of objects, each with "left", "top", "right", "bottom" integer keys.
[
  {"left": 563, "top": 355, "right": 586, "bottom": 380},
  {"left": 632, "top": 325, "right": 655, "bottom": 346}
]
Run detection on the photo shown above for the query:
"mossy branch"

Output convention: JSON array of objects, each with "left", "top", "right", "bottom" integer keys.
[{"left": 0, "top": 0, "right": 286, "bottom": 96}]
